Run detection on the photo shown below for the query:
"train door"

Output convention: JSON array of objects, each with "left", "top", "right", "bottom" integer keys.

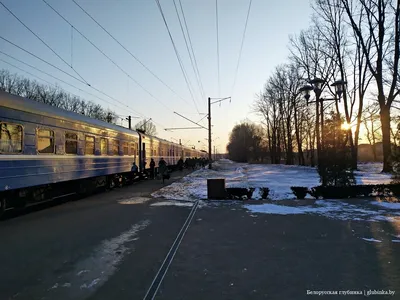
[{"left": 142, "top": 142, "right": 146, "bottom": 170}]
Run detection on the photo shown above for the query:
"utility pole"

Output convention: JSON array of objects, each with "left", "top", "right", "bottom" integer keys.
[
  {"left": 208, "top": 97, "right": 212, "bottom": 169},
  {"left": 214, "top": 145, "right": 216, "bottom": 161},
  {"left": 208, "top": 96, "right": 231, "bottom": 169},
  {"left": 126, "top": 115, "right": 132, "bottom": 129}
]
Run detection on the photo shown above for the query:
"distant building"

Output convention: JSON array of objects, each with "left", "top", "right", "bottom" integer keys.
[{"left": 357, "top": 143, "right": 383, "bottom": 162}]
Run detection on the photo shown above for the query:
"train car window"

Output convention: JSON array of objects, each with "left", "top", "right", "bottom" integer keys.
[
  {"left": 65, "top": 132, "right": 78, "bottom": 154},
  {"left": 101, "top": 138, "right": 108, "bottom": 155},
  {"left": 123, "top": 142, "right": 129, "bottom": 155},
  {"left": 112, "top": 139, "right": 119, "bottom": 155},
  {"left": 37, "top": 129, "right": 54, "bottom": 154},
  {"left": 85, "top": 136, "right": 95, "bottom": 155},
  {"left": 129, "top": 143, "right": 135, "bottom": 156},
  {"left": 0, "top": 123, "right": 23, "bottom": 153}
]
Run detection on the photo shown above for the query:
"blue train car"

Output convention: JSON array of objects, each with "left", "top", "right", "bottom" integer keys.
[{"left": 0, "top": 91, "right": 206, "bottom": 214}]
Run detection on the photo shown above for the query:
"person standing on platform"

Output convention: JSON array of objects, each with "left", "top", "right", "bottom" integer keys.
[
  {"left": 158, "top": 157, "right": 167, "bottom": 184},
  {"left": 149, "top": 158, "right": 155, "bottom": 179}
]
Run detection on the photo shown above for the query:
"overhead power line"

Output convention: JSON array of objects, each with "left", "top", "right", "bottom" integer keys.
[
  {"left": 41, "top": 0, "right": 172, "bottom": 113},
  {"left": 0, "top": 38, "right": 168, "bottom": 128},
  {"left": 0, "top": 1, "right": 89, "bottom": 86},
  {"left": 0, "top": 52, "right": 138, "bottom": 114},
  {"left": 178, "top": 0, "right": 206, "bottom": 104},
  {"left": 154, "top": 0, "right": 200, "bottom": 115},
  {"left": 70, "top": 0, "right": 194, "bottom": 109},
  {"left": 1, "top": 55, "right": 169, "bottom": 130},
  {"left": 231, "top": 0, "right": 252, "bottom": 95},
  {"left": 0, "top": 35, "right": 87, "bottom": 85},
  {"left": 173, "top": 0, "right": 205, "bottom": 102}
]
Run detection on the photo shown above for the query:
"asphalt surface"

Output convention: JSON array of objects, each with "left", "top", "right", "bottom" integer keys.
[{"left": 1, "top": 169, "right": 400, "bottom": 300}]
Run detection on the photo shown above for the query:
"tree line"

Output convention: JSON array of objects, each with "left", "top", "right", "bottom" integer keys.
[
  {"left": 229, "top": 0, "right": 399, "bottom": 172},
  {"left": 0, "top": 69, "right": 158, "bottom": 135}
]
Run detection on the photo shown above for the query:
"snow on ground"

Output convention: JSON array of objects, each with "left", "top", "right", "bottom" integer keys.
[
  {"left": 151, "top": 159, "right": 400, "bottom": 223},
  {"left": 371, "top": 201, "right": 400, "bottom": 210},
  {"left": 354, "top": 163, "right": 393, "bottom": 184},
  {"left": 151, "top": 160, "right": 394, "bottom": 201},
  {"left": 151, "top": 201, "right": 194, "bottom": 207},
  {"left": 361, "top": 238, "right": 382, "bottom": 243},
  {"left": 118, "top": 197, "right": 152, "bottom": 205},
  {"left": 245, "top": 200, "right": 400, "bottom": 223}
]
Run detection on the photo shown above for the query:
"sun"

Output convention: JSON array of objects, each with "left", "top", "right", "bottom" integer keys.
[{"left": 341, "top": 122, "right": 351, "bottom": 130}]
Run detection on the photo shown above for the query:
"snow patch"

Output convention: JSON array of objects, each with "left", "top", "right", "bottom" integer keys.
[
  {"left": 244, "top": 200, "right": 400, "bottom": 223},
  {"left": 371, "top": 201, "right": 400, "bottom": 210},
  {"left": 392, "top": 240, "right": 400, "bottom": 243},
  {"left": 245, "top": 203, "right": 309, "bottom": 215},
  {"left": 118, "top": 197, "right": 152, "bottom": 205},
  {"left": 361, "top": 238, "right": 382, "bottom": 243},
  {"left": 44, "top": 220, "right": 150, "bottom": 299},
  {"left": 251, "top": 188, "right": 263, "bottom": 200},
  {"left": 151, "top": 201, "right": 193, "bottom": 207}
]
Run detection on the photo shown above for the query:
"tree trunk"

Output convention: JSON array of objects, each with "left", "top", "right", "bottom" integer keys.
[
  {"left": 380, "top": 104, "right": 392, "bottom": 172},
  {"left": 348, "top": 132, "right": 357, "bottom": 170}
]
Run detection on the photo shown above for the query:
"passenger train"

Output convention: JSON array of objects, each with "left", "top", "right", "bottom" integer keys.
[{"left": 0, "top": 91, "right": 206, "bottom": 215}]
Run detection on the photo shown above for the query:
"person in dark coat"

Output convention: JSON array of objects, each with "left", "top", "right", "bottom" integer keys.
[
  {"left": 158, "top": 158, "right": 168, "bottom": 183},
  {"left": 131, "top": 161, "right": 139, "bottom": 181},
  {"left": 177, "top": 157, "right": 184, "bottom": 171},
  {"left": 149, "top": 158, "right": 156, "bottom": 179}
]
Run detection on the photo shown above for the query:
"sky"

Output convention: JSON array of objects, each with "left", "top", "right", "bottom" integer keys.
[{"left": 0, "top": 0, "right": 314, "bottom": 154}]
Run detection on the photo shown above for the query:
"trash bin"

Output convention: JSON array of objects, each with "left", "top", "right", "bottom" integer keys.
[{"left": 207, "top": 178, "right": 226, "bottom": 199}]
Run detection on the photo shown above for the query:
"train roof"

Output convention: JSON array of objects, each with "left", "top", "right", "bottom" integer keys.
[
  {"left": 0, "top": 91, "right": 140, "bottom": 136},
  {"left": 0, "top": 91, "right": 204, "bottom": 153}
]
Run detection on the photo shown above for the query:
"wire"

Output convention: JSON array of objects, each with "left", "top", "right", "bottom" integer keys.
[
  {"left": 0, "top": 52, "right": 138, "bottom": 114},
  {"left": 0, "top": 1, "right": 90, "bottom": 86},
  {"left": 173, "top": 0, "right": 205, "bottom": 102},
  {"left": 216, "top": 0, "right": 220, "bottom": 97},
  {"left": 0, "top": 36, "right": 87, "bottom": 85},
  {"left": 0, "top": 41, "right": 168, "bottom": 128},
  {"left": 178, "top": 0, "right": 205, "bottom": 105},
  {"left": 70, "top": 0, "right": 193, "bottom": 109},
  {"left": 2, "top": 56, "right": 169, "bottom": 130},
  {"left": 231, "top": 0, "right": 252, "bottom": 95},
  {"left": 41, "top": 0, "right": 172, "bottom": 112},
  {"left": 154, "top": 0, "right": 200, "bottom": 115}
]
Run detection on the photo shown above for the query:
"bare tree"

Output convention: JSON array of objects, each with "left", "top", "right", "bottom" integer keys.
[
  {"left": 312, "top": 0, "right": 373, "bottom": 170},
  {"left": 289, "top": 25, "right": 338, "bottom": 167},
  {"left": 0, "top": 68, "right": 118, "bottom": 124},
  {"left": 363, "top": 103, "right": 382, "bottom": 161},
  {"left": 341, "top": 0, "right": 400, "bottom": 172},
  {"left": 134, "top": 119, "right": 157, "bottom": 136}
]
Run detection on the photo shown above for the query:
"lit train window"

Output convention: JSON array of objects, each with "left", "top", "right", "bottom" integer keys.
[
  {"left": 65, "top": 132, "right": 78, "bottom": 154},
  {"left": 123, "top": 142, "right": 128, "bottom": 155},
  {"left": 101, "top": 138, "right": 108, "bottom": 155},
  {"left": 112, "top": 140, "right": 119, "bottom": 155},
  {"left": 0, "top": 123, "right": 23, "bottom": 153},
  {"left": 85, "top": 136, "right": 95, "bottom": 155},
  {"left": 37, "top": 129, "right": 54, "bottom": 154},
  {"left": 130, "top": 143, "right": 135, "bottom": 156}
]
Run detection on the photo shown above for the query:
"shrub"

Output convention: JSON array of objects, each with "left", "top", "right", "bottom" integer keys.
[
  {"left": 290, "top": 186, "right": 308, "bottom": 199},
  {"left": 260, "top": 187, "right": 269, "bottom": 199},
  {"left": 317, "top": 112, "right": 355, "bottom": 187},
  {"left": 226, "top": 187, "right": 254, "bottom": 200},
  {"left": 309, "top": 184, "right": 399, "bottom": 199}
]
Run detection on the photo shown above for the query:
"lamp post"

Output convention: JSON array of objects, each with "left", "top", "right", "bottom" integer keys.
[{"left": 299, "top": 78, "right": 347, "bottom": 184}]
